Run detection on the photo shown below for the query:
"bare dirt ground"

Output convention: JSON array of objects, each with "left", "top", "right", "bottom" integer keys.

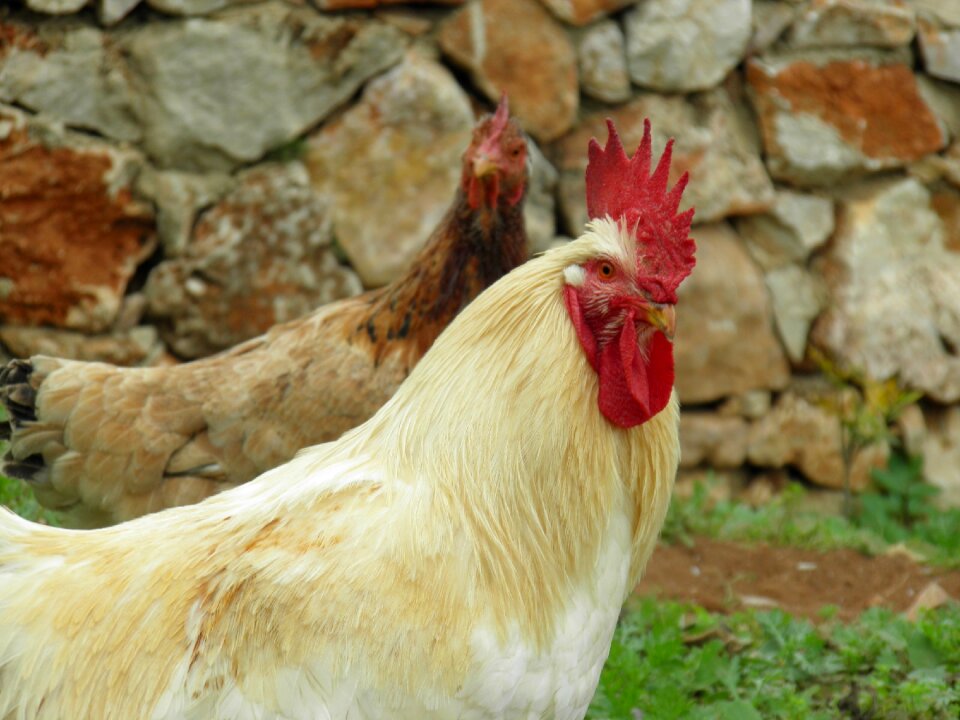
[{"left": 637, "top": 537, "right": 960, "bottom": 622}]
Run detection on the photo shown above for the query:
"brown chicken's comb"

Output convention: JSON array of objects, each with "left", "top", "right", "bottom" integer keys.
[
  {"left": 586, "top": 118, "right": 696, "bottom": 303},
  {"left": 487, "top": 93, "right": 510, "bottom": 142}
]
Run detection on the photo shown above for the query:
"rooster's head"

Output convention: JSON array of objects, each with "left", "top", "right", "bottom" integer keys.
[
  {"left": 563, "top": 119, "right": 696, "bottom": 428},
  {"left": 462, "top": 95, "right": 528, "bottom": 211}
]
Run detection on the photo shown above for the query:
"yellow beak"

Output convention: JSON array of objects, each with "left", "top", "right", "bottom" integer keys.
[
  {"left": 645, "top": 304, "right": 676, "bottom": 340},
  {"left": 473, "top": 152, "right": 499, "bottom": 178}
]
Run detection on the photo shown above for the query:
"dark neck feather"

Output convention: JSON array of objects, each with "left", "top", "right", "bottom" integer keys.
[{"left": 355, "top": 188, "right": 528, "bottom": 360}]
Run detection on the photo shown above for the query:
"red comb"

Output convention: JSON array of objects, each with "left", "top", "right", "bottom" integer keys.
[
  {"left": 488, "top": 93, "right": 510, "bottom": 140},
  {"left": 586, "top": 118, "right": 696, "bottom": 303}
]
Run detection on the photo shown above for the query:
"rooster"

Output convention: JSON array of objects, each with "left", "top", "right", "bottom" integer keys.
[
  {"left": 0, "top": 119, "right": 695, "bottom": 719},
  {"left": 0, "top": 98, "right": 529, "bottom": 526}
]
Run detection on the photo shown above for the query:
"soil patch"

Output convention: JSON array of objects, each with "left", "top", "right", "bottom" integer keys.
[{"left": 637, "top": 537, "right": 960, "bottom": 622}]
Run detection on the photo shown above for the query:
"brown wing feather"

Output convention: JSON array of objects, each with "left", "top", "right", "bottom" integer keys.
[
  {"left": 1, "top": 298, "right": 410, "bottom": 525},
  {"left": 0, "top": 120, "right": 530, "bottom": 527}
]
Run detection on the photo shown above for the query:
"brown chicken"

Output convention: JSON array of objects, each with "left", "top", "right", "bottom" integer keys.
[{"left": 0, "top": 98, "right": 529, "bottom": 526}]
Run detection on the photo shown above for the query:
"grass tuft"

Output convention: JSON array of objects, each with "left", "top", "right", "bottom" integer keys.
[
  {"left": 662, "top": 478, "right": 960, "bottom": 569},
  {"left": 588, "top": 598, "right": 960, "bottom": 720}
]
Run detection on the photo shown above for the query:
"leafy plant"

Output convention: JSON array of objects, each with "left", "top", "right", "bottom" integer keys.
[
  {"left": 850, "top": 452, "right": 960, "bottom": 560},
  {"left": 0, "top": 472, "right": 59, "bottom": 525},
  {"left": 810, "top": 347, "right": 921, "bottom": 518},
  {"left": 263, "top": 137, "right": 309, "bottom": 163},
  {"left": 662, "top": 475, "right": 960, "bottom": 568},
  {"left": 860, "top": 452, "right": 935, "bottom": 528},
  {"left": 588, "top": 599, "right": 960, "bottom": 720}
]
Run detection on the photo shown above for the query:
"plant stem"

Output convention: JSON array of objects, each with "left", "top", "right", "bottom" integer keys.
[{"left": 841, "top": 423, "right": 854, "bottom": 520}]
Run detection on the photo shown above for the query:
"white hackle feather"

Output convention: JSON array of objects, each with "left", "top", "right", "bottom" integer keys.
[{"left": 0, "top": 218, "right": 680, "bottom": 720}]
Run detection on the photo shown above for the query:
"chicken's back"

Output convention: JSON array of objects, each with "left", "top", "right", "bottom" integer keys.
[
  {"left": 1, "top": 298, "right": 413, "bottom": 526},
  {"left": 0, "top": 451, "right": 485, "bottom": 720},
  {"left": 0, "top": 507, "right": 202, "bottom": 719}
]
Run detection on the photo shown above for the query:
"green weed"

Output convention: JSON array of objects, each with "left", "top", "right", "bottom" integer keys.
[
  {"left": 662, "top": 473, "right": 960, "bottom": 569},
  {"left": 588, "top": 599, "right": 960, "bottom": 720}
]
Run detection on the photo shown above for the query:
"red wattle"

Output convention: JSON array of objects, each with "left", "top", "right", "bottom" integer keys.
[
  {"left": 597, "top": 313, "right": 648, "bottom": 428},
  {"left": 565, "top": 292, "right": 675, "bottom": 428},
  {"left": 645, "top": 330, "right": 675, "bottom": 419}
]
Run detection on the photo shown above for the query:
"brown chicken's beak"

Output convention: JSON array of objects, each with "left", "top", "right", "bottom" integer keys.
[
  {"left": 644, "top": 304, "right": 676, "bottom": 340},
  {"left": 473, "top": 151, "right": 500, "bottom": 179}
]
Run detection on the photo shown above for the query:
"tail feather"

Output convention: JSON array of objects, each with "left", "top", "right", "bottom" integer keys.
[
  {"left": 2, "top": 456, "right": 45, "bottom": 482},
  {"left": 0, "top": 360, "right": 39, "bottom": 426},
  {"left": 0, "top": 357, "right": 32, "bottom": 387},
  {"left": 0, "top": 359, "right": 46, "bottom": 488}
]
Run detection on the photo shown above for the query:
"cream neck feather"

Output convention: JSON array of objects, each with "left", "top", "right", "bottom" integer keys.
[{"left": 330, "top": 218, "right": 681, "bottom": 644}]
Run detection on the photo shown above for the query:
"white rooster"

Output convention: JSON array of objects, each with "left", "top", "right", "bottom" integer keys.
[{"left": 0, "top": 118, "right": 696, "bottom": 720}]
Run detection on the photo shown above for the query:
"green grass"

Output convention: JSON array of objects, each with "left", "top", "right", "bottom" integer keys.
[
  {"left": 662, "top": 478, "right": 960, "bottom": 569},
  {"left": 0, "top": 472, "right": 59, "bottom": 524},
  {"left": 0, "top": 413, "right": 60, "bottom": 524},
  {"left": 588, "top": 598, "right": 960, "bottom": 720}
]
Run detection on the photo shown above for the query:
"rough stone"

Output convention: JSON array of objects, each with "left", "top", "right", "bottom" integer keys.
[
  {"left": 624, "top": 0, "right": 751, "bottom": 92},
  {"left": 912, "top": 0, "right": 960, "bottom": 27},
  {"left": 554, "top": 90, "right": 775, "bottom": 234},
  {"left": 0, "top": 325, "right": 164, "bottom": 366},
  {"left": 907, "top": 154, "right": 960, "bottom": 187},
  {"left": 577, "top": 19, "right": 630, "bottom": 104},
  {"left": 918, "top": 17, "right": 960, "bottom": 83},
  {"left": 788, "top": 0, "right": 916, "bottom": 48},
  {"left": 750, "top": 1, "right": 799, "bottom": 54},
  {"left": 146, "top": 0, "right": 247, "bottom": 13},
  {"left": 812, "top": 177, "right": 960, "bottom": 403},
  {"left": 145, "top": 162, "right": 363, "bottom": 358},
  {"left": 719, "top": 390, "right": 773, "bottom": 420},
  {"left": 747, "top": 390, "right": 889, "bottom": 490},
  {"left": 747, "top": 49, "right": 947, "bottom": 185},
  {"left": 374, "top": 8, "right": 436, "bottom": 36},
  {"left": 135, "top": 168, "right": 235, "bottom": 257},
  {"left": 673, "top": 224, "right": 791, "bottom": 404},
  {"left": 98, "top": 0, "right": 142, "bottom": 24},
  {"left": 24, "top": 0, "right": 88, "bottom": 12},
  {"left": 905, "top": 581, "right": 952, "bottom": 621},
  {"left": 916, "top": 74, "right": 960, "bottom": 143},
  {"left": 735, "top": 189, "right": 835, "bottom": 270},
  {"left": 305, "top": 54, "right": 474, "bottom": 287},
  {"left": 930, "top": 183, "right": 960, "bottom": 253},
  {"left": 765, "top": 264, "right": 826, "bottom": 363},
  {"left": 901, "top": 404, "right": 960, "bottom": 508},
  {"left": 314, "top": 0, "right": 464, "bottom": 7},
  {"left": 121, "top": 5, "right": 406, "bottom": 171},
  {"left": 679, "top": 412, "right": 750, "bottom": 469},
  {"left": 537, "top": 0, "right": 635, "bottom": 25},
  {"left": 940, "top": 146, "right": 960, "bottom": 196},
  {"left": 112, "top": 293, "right": 149, "bottom": 332},
  {"left": 0, "top": 20, "right": 141, "bottom": 142},
  {"left": 525, "top": 140, "right": 559, "bottom": 254},
  {"left": 438, "top": 0, "right": 578, "bottom": 142},
  {"left": 0, "top": 106, "right": 155, "bottom": 333}
]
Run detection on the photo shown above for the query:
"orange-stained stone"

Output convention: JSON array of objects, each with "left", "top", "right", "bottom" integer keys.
[
  {"left": 439, "top": 0, "right": 578, "bottom": 142},
  {"left": 747, "top": 58, "right": 944, "bottom": 162},
  {"left": 0, "top": 111, "right": 155, "bottom": 332}
]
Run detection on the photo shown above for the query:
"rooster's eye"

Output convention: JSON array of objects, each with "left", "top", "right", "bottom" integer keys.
[{"left": 597, "top": 262, "right": 615, "bottom": 281}]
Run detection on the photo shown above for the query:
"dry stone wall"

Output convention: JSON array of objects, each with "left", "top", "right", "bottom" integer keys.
[{"left": 3, "top": 0, "right": 960, "bottom": 504}]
